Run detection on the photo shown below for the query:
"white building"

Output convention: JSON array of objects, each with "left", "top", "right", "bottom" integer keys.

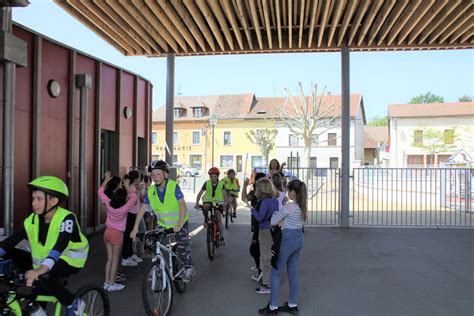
[{"left": 388, "top": 102, "right": 474, "bottom": 167}]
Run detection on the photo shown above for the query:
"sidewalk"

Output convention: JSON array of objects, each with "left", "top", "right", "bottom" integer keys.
[{"left": 67, "top": 214, "right": 473, "bottom": 316}]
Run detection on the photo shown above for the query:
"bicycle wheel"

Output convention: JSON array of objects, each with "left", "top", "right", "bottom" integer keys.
[
  {"left": 75, "top": 283, "right": 110, "bottom": 316},
  {"left": 225, "top": 202, "right": 229, "bottom": 229},
  {"left": 206, "top": 225, "right": 215, "bottom": 260},
  {"left": 142, "top": 261, "right": 173, "bottom": 316},
  {"left": 171, "top": 247, "right": 186, "bottom": 294},
  {"left": 229, "top": 197, "right": 234, "bottom": 223}
]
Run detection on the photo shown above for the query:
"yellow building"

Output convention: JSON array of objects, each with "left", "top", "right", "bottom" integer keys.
[{"left": 152, "top": 94, "right": 276, "bottom": 177}]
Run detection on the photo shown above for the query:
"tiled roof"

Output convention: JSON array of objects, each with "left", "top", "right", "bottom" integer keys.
[
  {"left": 154, "top": 93, "right": 364, "bottom": 122},
  {"left": 364, "top": 126, "right": 389, "bottom": 149},
  {"left": 388, "top": 102, "right": 474, "bottom": 118}
]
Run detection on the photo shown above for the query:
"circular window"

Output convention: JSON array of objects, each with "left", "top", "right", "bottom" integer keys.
[
  {"left": 124, "top": 106, "right": 132, "bottom": 119},
  {"left": 47, "top": 79, "right": 61, "bottom": 98}
]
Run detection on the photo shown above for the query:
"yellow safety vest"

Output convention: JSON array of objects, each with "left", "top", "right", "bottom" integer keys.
[
  {"left": 203, "top": 180, "right": 224, "bottom": 204},
  {"left": 148, "top": 180, "right": 189, "bottom": 228},
  {"left": 223, "top": 177, "right": 239, "bottom": 195},
  {"left": 24, "top": 207, "right": 89, "bottom": 269}
]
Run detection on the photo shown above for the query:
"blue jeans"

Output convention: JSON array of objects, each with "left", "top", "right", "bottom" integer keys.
[{"left": 270, "top": 228, "right": 303, "bottom": 307}]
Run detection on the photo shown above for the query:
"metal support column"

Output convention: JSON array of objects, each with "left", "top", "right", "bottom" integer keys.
[
  {"left": 165, "top": 53, "right": 176, "bottom": 179},
  {"left": 340, "top": 45, "right": 350, "bottom": 228},
  {"left": 76, "top": 74, "right": 92, "bottom": 231},
  {"left": 1, "top": 5, "right": 27, "bottom": 234}
]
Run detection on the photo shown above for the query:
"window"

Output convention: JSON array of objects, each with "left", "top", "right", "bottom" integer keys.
[
  {"left": 193, "top": 107, "right": 202, "bottom": 118},
  {"left": 173, "top": 132, "right": 178, "bottom": 145},
  {"left": 189, "top": 154, "right": 202, "bottom": 170},
  {"left": 151, "top": 132, "right": 157, "bottom": 145},
  {"left": 223, "top": 131, "right": 232, "bottom": 145},
  {"left": 407, "top": 155, "right": 423, "bottom": 166},
  {"left": 192, "top": 131, "right": 200, "bottom": 145},
  {"left": 414, "top": 130, "right": 423, "bottom": 145},
  {"left": 310, "top": 157, "right": 317, "bottom": 168},
  {"left": 328, "top": 133, "right": 337, "bottom": 146},
  {"left": 220, "top": 155, "right": 234, "bottom": 168},
  {"left": 329, "top": 157, "right": 339, "bottom": 169},
  {"left": 251, "top": 156, "right": 263, "bottom": 169},
  {"left": 289, "top": 134, "right": 299, "bottom": 146},
  {"left": 173, "top": 155, "right": 178, "bottom": 163},
  {"left": 287, "top": 157, "right": 300, "bottom": 168},
  {"left": 174, "top": 108, "right": 180, "bottom": 118},
  {"left": 444, "top": 129, "right": 454, "bottom": 144}
]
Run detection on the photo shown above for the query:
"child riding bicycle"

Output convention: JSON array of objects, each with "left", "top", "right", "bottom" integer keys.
[
  {"left": 0, "top": 176, "right": 88, "bottom": 316},
  {"left": 194, "top": 167, "right": 227, "bottom": 245},
  {"left": 223, "top": 169, "right": 240, "bottom": 218}
]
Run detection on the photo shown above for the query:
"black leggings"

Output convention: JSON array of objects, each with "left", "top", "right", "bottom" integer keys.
[
  {"left": 4, "top": 249, "right": 80, "bottom": 306},
  {"left": 122, "top": 212, "right": 136, "bottom": 259}
]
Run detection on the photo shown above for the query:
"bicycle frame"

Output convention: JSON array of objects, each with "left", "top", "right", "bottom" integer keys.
[
  {"left": 150, "top": 233, "right": 185, "bottom": 291},
  {"left": 4, "top": 292, "right": 64, "bottom": 316}
]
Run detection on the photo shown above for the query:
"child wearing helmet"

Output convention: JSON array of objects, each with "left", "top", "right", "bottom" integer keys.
[
  {"left": 0, "top": 176, "right": 88, "bottom": 316},
  {"left": 223, "top": 169, "right": 240, "bottom": 218},
  {"left": 194, "top": 167, "right": 227, "bottom": 245}
]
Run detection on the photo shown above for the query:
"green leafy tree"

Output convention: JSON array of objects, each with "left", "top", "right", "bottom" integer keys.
[
  {"left": 367, "top": 116, "right": 388, "bottom": 126},
  {"left": 277, "top": 82, "right": 340, "bottom": 168},
  {"left": 409, "top": 92, "right": 444, "bottom": 104},
  {"left": 246, "top": 129, "right": 278, "bottom": 166},
  {"left": 412, "top": 127, "right": 457, "bottom": 164},
  {"left": 458, "top": 95, "right": 472, "bottom": 102}
]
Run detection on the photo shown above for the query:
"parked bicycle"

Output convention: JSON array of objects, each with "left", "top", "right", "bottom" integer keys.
[
  {"left": 198, "top": 204, "right": 223, "bottom": 260},
  {"left": 137, "top": 228, "right": 187, "bottom": 316},
  {"left": 0, "top": 259, "right": 110, "bottom": 316}
]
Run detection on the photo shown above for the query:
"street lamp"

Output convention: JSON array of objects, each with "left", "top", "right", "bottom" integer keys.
[{"left": 209, "top": 114, "right": 218, "bottom": 167}]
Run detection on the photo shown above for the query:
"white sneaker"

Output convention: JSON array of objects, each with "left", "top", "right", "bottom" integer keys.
[
  {"left": 250, "top": 266, "right": 258, "bottom": 272},
  {"left": 251, "top": 271, "right": 263, "bottom": 282},
  {"left": 121, "top": 258, "right": 138, "bottom": 266},
  {"left": 183, "top": 267, "right": 195, "bottom": 283},
  {"left": 107, "top": 283, "right": 125, "bottom": 292},
  {"left": 103, "top": 283, "right": 110, "bottom": 290},
  {"left": 131, "top": 254, "right": 143, "bottom": 263}
]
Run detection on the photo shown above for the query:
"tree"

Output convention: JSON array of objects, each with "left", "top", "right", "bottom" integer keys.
[
  {"left": 409, "top": 92, "right": 444, "bottom": 104},
  {"left": 411, "top": 127, "right": 457, "bottom": 164},
  {"left": 458, "top": 95, "right": 472, "bottom": 102},
  {"left": 367, "top": 116, "right": 388, "bottom": 126},
  {"left": 276, "top": 82, "right": 340, "bottom": 168},
  {"left": 246, "top": 129, "right": 278, "bottom": 166}
]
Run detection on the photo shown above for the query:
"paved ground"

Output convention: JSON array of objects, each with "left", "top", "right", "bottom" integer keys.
[{"left": 68, "top": 203, "right": 473, "bottom": 316}]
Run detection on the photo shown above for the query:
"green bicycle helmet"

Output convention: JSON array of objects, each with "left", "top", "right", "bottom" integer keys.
[{"left": 28, "top": 175, "right": 69, "bottom": 202}]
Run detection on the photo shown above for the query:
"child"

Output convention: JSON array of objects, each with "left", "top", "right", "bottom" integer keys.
[
  {"left": 250, "top": 178, "right": 279, "bottom": 294},
  {"left": 259, "top": 179, "right": 307, "bottom": 314},
  {"left": 0, "top": 176, "right": 88, "bottom": 316},
  {"left": 194, "top": 167, "right": 227, "bottom": 245},
  {"left": 98, "top": 171, "right": 137, "bottom": 291},
  {"left": 223, "top": 169, "right": 240, "bottom": 218},
  {"left": 272, "top": 173, "right": 288, "bottom": 209}
]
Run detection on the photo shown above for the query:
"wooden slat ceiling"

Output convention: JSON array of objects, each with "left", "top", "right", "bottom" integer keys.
[{"left": 54, "top": 0, "right": 473, "bottom": 56}]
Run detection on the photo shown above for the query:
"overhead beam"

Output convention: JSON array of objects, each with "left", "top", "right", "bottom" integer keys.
[
  {"left": 428, "top": 1, "right": 472, "bottom": 44},
  {"left": 248, "top": 0, "right": 264, "bottom": 49},
  {"left": 367, "top": 0, "right": 396, "bottom": 46},
  {"left": 438, "top": 8, "right": 473, "bottom": 44},
  {"left": 195, "top": 0, "right": 226, "bottom": 51},
  {"left": 317, "top": 0, "right": 331, "bottom": 47},
  {"left": 307, "top": 0, "right": 319, "bottom": 47},
  {"left": 397, "top": 0, "right": 435, "bottom": 45},
  {"left": 417, "top": 0, "right": 462, "bottom": 44},
  {"left": 208, "top": 0, "right": 235, "bottom": 50},
  {"left": 337, "top": 0, "right": 358, "bottom": 46},
  {"left": 407, "top": 0, "right": 448, "bottom": 45},
  {"left": 347, "top": 0, "right": 371, "bottom": 46},
  {"left": 183, "top": 0, "right": 216, "bottom": 51},
  {"left": 297, "top": 0, "right": 305, "bottom": 48},
  {"left": 327, "top": 0, "right": 345, "bottom": 47},
  {"left": 171, "top": 0, "right": 207, "bottom": 51},
  {"left": 357, "top": 0, "right": 384, "bottom": 46},
  {"left": 275, "top": 0, "right": 282, "bottom": 48},
  {"left": 288, "top": 0, "right": 293, "bottom": 48},
  {"left": 262, "top": 0, "right": 273, "bottom": 49},
  {"left": 158, "top": 0, "right": 197, "bottom": 52},
  {"left": 221, "top": 0, "right": 244, "bottom": 50},
  {"left": 376, "top": 0, "right": 409, "bottom": 45},
  {"left": 234, "top": 0, "right": 253, "bottom": 49},
  {"left": 386, "top": 0, "right": 422, "bottom": 45}
]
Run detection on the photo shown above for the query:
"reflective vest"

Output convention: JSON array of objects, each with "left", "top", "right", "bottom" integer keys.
[
  {"left": 223, "top": 177, "right": 239, "bottom": 195},
  {"left": 203, "top": 180, "right": 224, "bottom": 204},
  {"left": 24, "top": 207, "right": 89, "bottom": 269},
  {"left": 148, "top": 180, "right": 189, "bottom": 228}
]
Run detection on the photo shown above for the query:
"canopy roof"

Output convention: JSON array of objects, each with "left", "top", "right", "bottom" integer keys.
[{"left": 55, "top": 0, "right": 473, "bottom": 57}]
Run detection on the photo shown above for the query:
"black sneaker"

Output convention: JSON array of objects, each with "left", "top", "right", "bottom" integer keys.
[
  {"left": 278, "top": 302, "right": 298, "bottom": 314},
  {"left": 258, "top": 303, "right": 278, "bottom": 314}
]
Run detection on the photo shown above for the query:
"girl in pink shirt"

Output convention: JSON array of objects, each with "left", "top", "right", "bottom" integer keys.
[{"left": 98, "top": 171, "right": 137, "bottom": 292}]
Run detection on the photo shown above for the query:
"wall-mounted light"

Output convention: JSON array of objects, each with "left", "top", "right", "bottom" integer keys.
[
  {"left": 47, "top": 79, "right": 61, "bottom": 98},
  {"left": 123, "top": 106, "right": 132, "bottom": 119}
]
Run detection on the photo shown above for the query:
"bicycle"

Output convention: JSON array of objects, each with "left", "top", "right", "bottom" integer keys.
[
  {"left": 137, "top": 228, "right": 187, "bottom": 316},
  {"left": 198, "top": 204, "right": 223, "bottom": 260},
  {"left": 224, "top": 192, "right": 238, "bottom": 229},
  {"left": 0, "top": 259, "right": 110, "bottom": 316}
]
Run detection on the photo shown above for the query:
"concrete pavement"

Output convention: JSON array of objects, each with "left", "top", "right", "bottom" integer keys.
[{"left": 68, "top": 206, "right": 473, "bottom": 316}]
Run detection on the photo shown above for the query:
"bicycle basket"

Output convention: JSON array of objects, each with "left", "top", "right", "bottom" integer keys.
[{"left": 0, "top": 260, "right": 12, "bottom": 278}]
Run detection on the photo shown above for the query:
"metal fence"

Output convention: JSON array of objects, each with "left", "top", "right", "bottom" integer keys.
[
  {"left": 284, "top": 167, "right": 473, "bottom": 228},
  {"left": 352, "top": 167, "right": 473, "bottom": 227}
]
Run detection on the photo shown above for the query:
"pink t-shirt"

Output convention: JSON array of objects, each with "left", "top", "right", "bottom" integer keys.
[
  {"left": 98, "top": 187, "right": 137, "bottom": 232},
  {"left": 128, "top": 185, "right": 141, "bottom": 214}
]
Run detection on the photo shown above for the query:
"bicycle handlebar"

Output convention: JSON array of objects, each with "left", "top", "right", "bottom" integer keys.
[{"left": 136, "top": 228, "right": 175, "bottom": 241}]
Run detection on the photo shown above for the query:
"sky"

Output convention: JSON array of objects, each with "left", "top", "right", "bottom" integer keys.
[{"left": 13, "top": 1, "right": 474, "bottom": 121}]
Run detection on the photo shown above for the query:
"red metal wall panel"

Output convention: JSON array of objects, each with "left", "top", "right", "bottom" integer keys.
[
  {"left": 39, "top": 40, "right": 68, "bottom": 181},
  {"left": 100, "top": 64, "right": 116, "bottom": 131},
  {"left": 137, "top": 78, "right": 146, "bottom": 138},
  {"left": 12, "top": 27, "right": 34, "bottom": 229},
  {"left": 119, "top": 72, "right": 134, "bottom": 171}
]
